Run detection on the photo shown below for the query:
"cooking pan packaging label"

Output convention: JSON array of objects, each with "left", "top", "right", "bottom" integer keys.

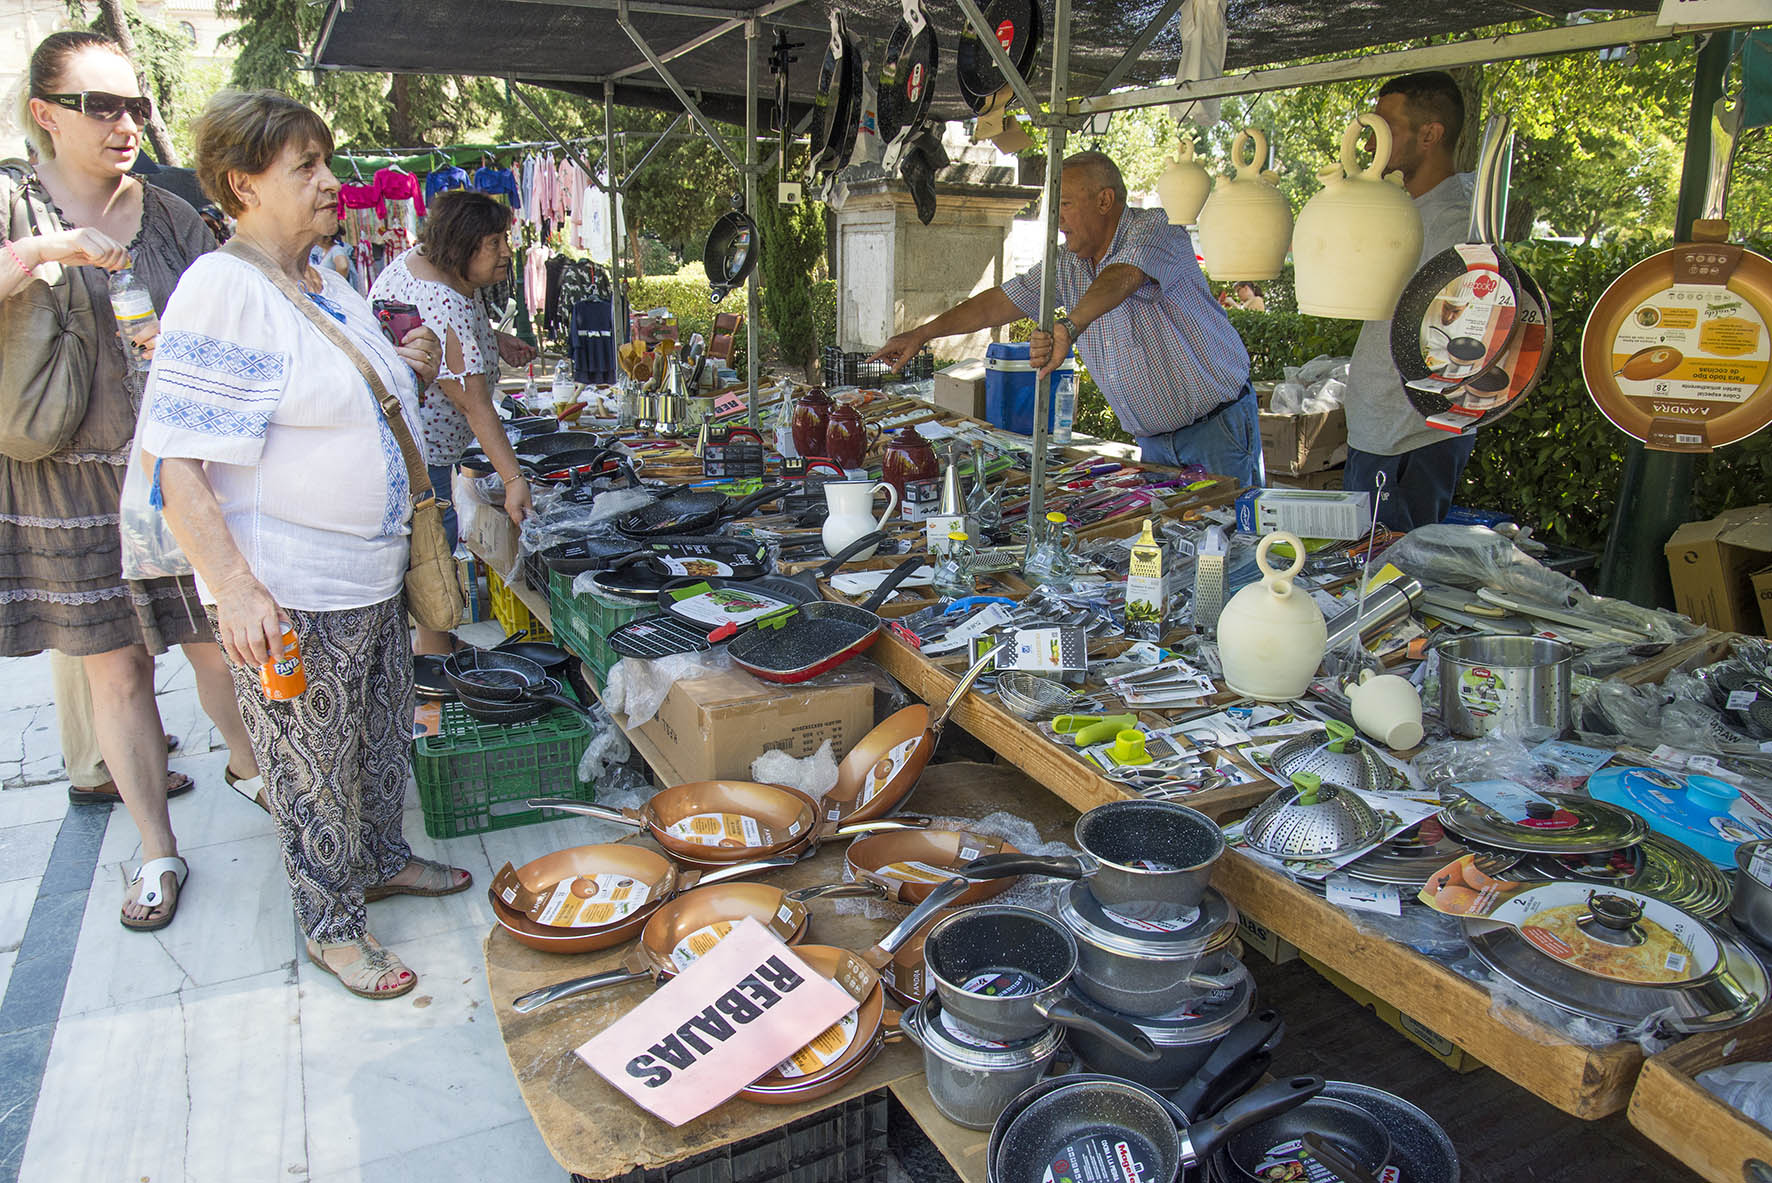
[
  {"left": 1041, "top": 1134, "right": 1158, "bottom": 1183},
  {"left": 666, "top": 813, "right": 772, "bottom": 849},
  {"left": 856, "top": 737, "right": 923, "bottom": 813},
  {"left": 489, "top": 863, "right": 656, "bottom": 929},
  {"left": 770, "top": 1006, "right": 860, "bottom": 1078},
  {"left": 960, "top": 970, "right": 1044, "bottom": 997},
  {"left": 1417, "top": 246, "right": 1518, "bottom": 378},
  {"left": 669, "top": 586, "right": 793, "bottom": 627},
  {"left": 659, "top": 557, "right": 735, "bottom": 578},
  {"left": 576, "top": 918, "right": 861, "bottom": 1125},
  {"left": 873, "top": 859, "right": 957, "bottom": 885},
  {"left": 669, "top": 908, "right": 802, "bottom": 971},
  {"left": 1248, "top": 1139, "right": 1395, "bottom": 1183}
]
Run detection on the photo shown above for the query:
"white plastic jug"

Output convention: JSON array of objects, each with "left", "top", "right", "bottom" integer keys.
[
  {"left": 822, "top": 480, "right": 898, "bottom": 560},
  {"left": 1196, "top": 129, "right": 1292, "bottom": 282},
  {"left": 1217, "top": 532, "right": 1326, "bottom": 702},
  {"left": 1156, "top": 138, "right": 1212, "bottom": 226},
  {"left": 1293, "top": 114, "right": 1425, "bottom": 320}
]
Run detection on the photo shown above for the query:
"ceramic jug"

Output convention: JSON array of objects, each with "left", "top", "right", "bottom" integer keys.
[
  {"left": 824, "top": 401, "right": 880, "bottom": 470},
  {"left": 1156, "top": 137, "right": 1212, "bottom": 226},
  {"left": 881, "top": 423, "right": 939, "bottom": 507},
  {"left": 791, "top": 386, "right": 833, "bottom": 459},
  {"left": 1196, "top": 129, "right": 1292, "bottom": 282},
  {"left": 1344, "top": 668, "right": 1425, "bottom": 750},
  {"left": 821, "top": 480, "right": 898, "bottom": 560},
  {"left": 1217, "top": 531, "right": 1326, "bottom": 701},
  {"left": 1294, "top": 114, "right": 1424, "bottom": 319}
]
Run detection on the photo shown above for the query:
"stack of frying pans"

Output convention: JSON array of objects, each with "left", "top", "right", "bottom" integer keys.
[{"left": 1393, "top": 112, "right": 1552, "bottom": 434}]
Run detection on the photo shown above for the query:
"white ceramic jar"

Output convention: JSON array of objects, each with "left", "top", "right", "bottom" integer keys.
[
  {"left": 1293, "top": 114, "right": 1425, "bottom": 320},
  {"left": 821, "top": 480, "right": 898, "bottom": 559},
  {"left": 1196, "top": 129, "right": 1292, "bottom": 282},
  {"left": 1156, "top": 138, "right": 1212, "bottom": 226},
  {"left": 1217, "top": 531, "right": 1326, "bottom": 702}
]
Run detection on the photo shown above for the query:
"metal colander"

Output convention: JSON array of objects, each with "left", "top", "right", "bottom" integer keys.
[
  {"left": 1243, "top": 781, "right": 1386, "bottom": 860},
  {"left": 994, "top": 672, "right": 1105, "bottom": 721},
  {"left": 1269, "top": 728, "right": 1394, "bottom": 794}
]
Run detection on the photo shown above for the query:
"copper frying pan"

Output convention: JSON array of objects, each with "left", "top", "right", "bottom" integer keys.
[
  {"left": 529, "top": 781, "right": 930, "bottom": 869},
  {"left": 845, "top": 828, "right": 1024, "bottom": 907},
  {"left": 509, "top": 880, "right": 886, "bottom": 1012},
  {"left": 739, "top": 875, "right": 974, "bottom": 1102},
  {"left": 488, "top": 846, "right": 793, "bottom": 956},
  {"left": 820, "top": 647, "right": 1000, "bottom": 826}
]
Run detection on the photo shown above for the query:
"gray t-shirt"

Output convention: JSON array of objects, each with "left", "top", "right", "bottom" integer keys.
[{"left": 1344, "top": 172, "right": 1476, "bottom": 456}]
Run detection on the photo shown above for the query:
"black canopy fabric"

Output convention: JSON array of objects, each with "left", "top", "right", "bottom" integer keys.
[{"left": 314, "top": 0, "right": 1652, "bottom": 126}]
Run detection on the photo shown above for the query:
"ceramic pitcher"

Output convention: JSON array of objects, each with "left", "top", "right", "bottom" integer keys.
[
  {"left": 882, "top": 423, "right": 939, "bottom": 506},
  {"left": 822, "top": 480, "right": 898, "bottom": 560},
  {"left": 1196, "top": 129, "right": 1292, "bottom": 281},
  {"left": 824, "top": 401, "right": 880, "bottom": 470},
  {"left": 1344, "top": 668, "right": 1425, "bottom": 750},
  {"left": 1294, "top": 114, "right": 1424, "bottom": 319},
  {"left": 1156, "top": 137, "right": 1212, "bottom": 226},
  {"left": 791, "top": 386, "right": 834, "bottom": 459},
  {"left": 1217, "top": 531, "right": 1326, "bottom": 701}
]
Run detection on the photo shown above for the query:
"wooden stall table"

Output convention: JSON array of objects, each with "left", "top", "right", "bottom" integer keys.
[{"left": 484, "top": 762, "right": 1075, "bottom": 1182}]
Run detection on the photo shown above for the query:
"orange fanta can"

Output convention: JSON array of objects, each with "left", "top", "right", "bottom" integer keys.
[{"left": 260, "top": 623, "right": 306, "bottom": 699}]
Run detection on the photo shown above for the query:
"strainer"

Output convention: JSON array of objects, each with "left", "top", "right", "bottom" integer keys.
[
  {"left": 995, "top": 671, "right": 1108, "bottom": 722},
  {"left": 1243, "top": 773, "right": 1386, "bottom": 860},
  {"left": 1269, "top": 721, "right": 1394, "bottom": 795}
]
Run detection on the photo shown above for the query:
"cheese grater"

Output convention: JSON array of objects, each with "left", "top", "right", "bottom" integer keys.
[{"left": 1192, "top": 525, "right": 1228, "bottom": 636}]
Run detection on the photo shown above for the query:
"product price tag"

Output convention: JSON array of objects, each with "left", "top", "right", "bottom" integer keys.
[
  {"left": 1454, "top": 778, "right": 1554, "bottom": 822},
  {"left": 1727, "top": 690, "right": 1759, "bottom": 711},
  {"left": 576, "top": 919, "right": 860, "bottom": 1126},
  {"left": 1325, "top": 875, "right": 1403, "bottom": 917},
  {"left": 1687, "top": 754, "right": 1723, "bottom": 775}
]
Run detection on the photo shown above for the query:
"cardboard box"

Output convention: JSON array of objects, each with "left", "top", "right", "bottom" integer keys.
[
  {"left": 636, "top": 666, "right": 875, "bottom": 783},
  {"left": 1756, "top": 566, "right": 1772, "bottom": 637},
  {"left": 933, "top": 359, "right": 987, "bottom": 420},
  {"left": 1236, "top": 913, "right": 1298, "bottom": 965},
  {"left": 1664, "top": 505, "right": 1772, "bottom": 634},
  {"left": 1257, "top": 385, "right": 1348, "bottom": 476},
  {"left": 1267, "top": 467, "right": 1343, "bottom": 491},
  {"left": 1302, "top": 954, "right": 1483, "bottom": 1072},
  {"left": 1234, "top": 487, "right": 1372, "bottom": 541}
]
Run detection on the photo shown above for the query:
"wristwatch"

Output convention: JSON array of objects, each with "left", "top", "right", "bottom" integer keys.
[{"left": 1056, "top": 314, "right": 1082, "bottom": 340}]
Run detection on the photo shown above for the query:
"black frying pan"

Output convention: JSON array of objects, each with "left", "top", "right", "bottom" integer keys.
[
  {"left": 613, "top": 485, "right": 784, "bottom": 539},
  {"left": 704, "top": 206, "right": 759, "bottom": 303},
  {"left": 955, "top": 0, "right": 1040, "bottom": 113},
  {"left": 727, "top": 557, "right": 923, "bottom": 683},
  {"left": 1222, "top": 1095, "right": 1393, "bottom": 1182},
  {"left": 877, "top": 0, "right": 938, "bottom": 150},
  {"left": 491, "top": 637, "right": 572, "bottom": 678},
  {"left": 414, "top": 654, "right": 453, "bottom": 702},
  {"left": 591, "top": 535, "right": 773, "bottom": 597},
  {"left": 808, "top": 13, "right": 862, "bottom": 180},
  {"left": 990, "top": 1076, "right": 1325, "bottom": 1183},
  {"left": 441, "top": 650, "right": 588, "bottom": 719},
  {"left": 455, "top": 677, "right": 570, "bottom": 725}
]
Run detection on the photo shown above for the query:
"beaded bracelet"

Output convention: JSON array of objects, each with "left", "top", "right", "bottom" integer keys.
[{"left": 1, "top": 237, "right": 30, "bottom": 275}]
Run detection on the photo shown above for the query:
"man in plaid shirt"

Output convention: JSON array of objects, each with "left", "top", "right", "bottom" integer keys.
[{"left": 869, "top": 151, "right": 1260, "bottom": 486}]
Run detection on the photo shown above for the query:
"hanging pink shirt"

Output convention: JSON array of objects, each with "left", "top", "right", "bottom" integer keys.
[{"left": 372, "top": 168, "right": 426, "bottom": 217}]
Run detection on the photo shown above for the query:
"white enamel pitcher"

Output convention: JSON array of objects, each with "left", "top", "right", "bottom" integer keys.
[{"left": 822, "top": 480, "right": 898, "bottom": 559}]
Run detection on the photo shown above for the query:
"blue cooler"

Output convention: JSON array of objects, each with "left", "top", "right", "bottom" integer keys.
[{"left": 984, "top": 343, "right": 1074, "bottom": 435}]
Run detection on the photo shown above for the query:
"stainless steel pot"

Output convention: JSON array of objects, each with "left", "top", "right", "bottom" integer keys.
[
  {"left": 1733, "top": 841, "right": 1772, "bottom": 946},
  {"left": 922, "top": 905, "right": 1159, "bottom": 1062},
  {"left": 963, "top": 800, "right": 1224, "bottom": 921},
  {"left": 1059, "top": 882, "right": 1242, "bottom": 1016},
  {"left": 1064, "top": 956, "right": 1254, "bottom": 1088},
  {"left": 902, "top": 996, "right": 1064, "bottom": 1130},
  {"left": 1435, "top": 634, "right": 1572, "bottom": 739}
]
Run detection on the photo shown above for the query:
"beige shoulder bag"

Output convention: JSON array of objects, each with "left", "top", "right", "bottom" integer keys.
[
  {"left": 0, "top": 161, "right": 96, "bottom": 462},
  {"left": 221, "top": 239, "right": 463, "bottom": 632}
]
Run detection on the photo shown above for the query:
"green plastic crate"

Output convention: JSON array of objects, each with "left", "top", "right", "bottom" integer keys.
[
  {"left": 549, "top": 570, "right": 642, "bottom": 690},
  {"left": 412, "top": 695, "right": 593, "bottom": 839}
]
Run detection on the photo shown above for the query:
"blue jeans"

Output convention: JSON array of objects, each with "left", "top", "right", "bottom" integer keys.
[
  {"left": 1136, "top": 384, "right": 1264, "bottom": 489},
  {"left": 428, "top": 463, "right": 460, "bottom": 553},
  {"left": 1344, "top": 434, "right": 1479, "bottom": 533}
]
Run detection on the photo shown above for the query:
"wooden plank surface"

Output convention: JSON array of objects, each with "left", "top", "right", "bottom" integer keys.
[
  {"left": 1627, "top": 1014, "right": 1772, "bottom": 1183},
  {"left": 483, "top": 761, "right": 1079, "bottom": 1180},
  {"left": 1213, "top": 851, "right": 1644, "bottom": 1119}
]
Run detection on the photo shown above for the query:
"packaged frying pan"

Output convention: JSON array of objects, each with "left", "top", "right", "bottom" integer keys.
[{"left": 876, "top": 0, "right": 938, "bottom": 165}]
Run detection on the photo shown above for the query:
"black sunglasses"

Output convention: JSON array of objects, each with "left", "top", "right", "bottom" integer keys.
[{"left": 39, "top": 91, "right": 153, "bottom": 124}]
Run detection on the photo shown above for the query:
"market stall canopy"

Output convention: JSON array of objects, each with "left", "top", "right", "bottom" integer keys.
[{"left": 311, "top": 0, "right": 1654, "bottom": 125}]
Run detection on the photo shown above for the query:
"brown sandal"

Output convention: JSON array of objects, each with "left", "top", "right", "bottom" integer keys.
[
  {"left": 70, "top": 770, "right": 194, "bottom": 806},
  {"left": 305, "top": 936, "right": 416, "bottom": 1000},
  {"left": 365, "top": 856, "right": 474, "bottom": 902}
]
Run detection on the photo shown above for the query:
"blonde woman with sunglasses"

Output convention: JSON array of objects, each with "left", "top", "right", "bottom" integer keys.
[{"left": 0, "top": 31, "right": 259, "bottom": 931}]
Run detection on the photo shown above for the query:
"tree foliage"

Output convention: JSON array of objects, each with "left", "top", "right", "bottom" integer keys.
[{"left": 752, "top": 167, "right": 826, "bottom": 370}]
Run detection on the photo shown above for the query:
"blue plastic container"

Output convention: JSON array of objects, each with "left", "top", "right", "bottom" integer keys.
[{"left": 984, "top": 343, "right": 1073, "bottom": 436}]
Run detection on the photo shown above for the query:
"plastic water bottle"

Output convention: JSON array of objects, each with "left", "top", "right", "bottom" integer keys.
[
  {"left": 108, "top": 268, "right": 158, "bottom": 372},
  {"left": 1050, "top": 361, "right": 1077, "bottom": 445}
]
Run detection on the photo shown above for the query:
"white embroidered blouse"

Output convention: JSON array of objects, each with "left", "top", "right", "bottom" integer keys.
[{"left": 139, "top": 251, "right": 425, "bottom": 612}]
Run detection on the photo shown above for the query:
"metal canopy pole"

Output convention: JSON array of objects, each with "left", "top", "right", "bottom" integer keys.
[
  {"left": 745, "top": 16, "right": 761, "bottom": 428},
  {"left": 605, "top": 82, "right": 626, "bottom": 356},
  {"left": 618, "top": 0, "right": 743, "bottom": 174},
  {"left": 622, "top": 112, "right": 683, "bottom": 184},
  {"left": 507, "top": 79, "right": 609, "bottom": 192},
  {"left": 1598, "top": 30, "right": 1731, "bottom": 607},
  {"left": 951, "top": 0, "right": 1041, "bottom": 115},
  {"left": 1027, "top": 0, "right": 1070, "bottom": 525}
]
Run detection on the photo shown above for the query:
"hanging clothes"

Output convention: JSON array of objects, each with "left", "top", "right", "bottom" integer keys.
[
  {"left": 543, "top": 254, "right": 568, "bottom": 341},
  {"left": 472, "top": 165, "right": 522, "bottom": 208},
  {"left": 569, "top": 298, "right": 616, "bottom": 384},
  {"left": 424, "top": 164, "right": 469, "bottom": 203},
  {"left": 372, "top": 168, "right": 425, "bottom": 258},
  {"left": 524, "top": 244, "right": 551, "bottom": 324}
]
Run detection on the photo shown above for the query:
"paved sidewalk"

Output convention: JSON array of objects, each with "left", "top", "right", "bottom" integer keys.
[{"left": 0, "top": 634, "right": 623, "bottom": 1182}]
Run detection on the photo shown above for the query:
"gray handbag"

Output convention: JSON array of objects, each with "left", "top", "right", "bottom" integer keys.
[{"left": 0, "top": 161, "right": 96, "bottom": 462}]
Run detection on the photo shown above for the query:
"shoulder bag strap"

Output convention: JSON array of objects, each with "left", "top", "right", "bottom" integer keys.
[{"left": 221, "top": 238, "right": 435, "bottom": 505}]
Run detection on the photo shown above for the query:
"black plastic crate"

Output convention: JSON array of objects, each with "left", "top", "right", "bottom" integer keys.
[
  {"left": 570, "top": 1090, "right": 888, "bottom": 1183},
  {"left": 822, "top": 346, "right": 933, "bottom": 387}
]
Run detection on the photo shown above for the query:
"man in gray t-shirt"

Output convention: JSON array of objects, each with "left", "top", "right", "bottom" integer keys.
[{"left": 1343, "top": 72, "right": 1479, "bottom": 532}]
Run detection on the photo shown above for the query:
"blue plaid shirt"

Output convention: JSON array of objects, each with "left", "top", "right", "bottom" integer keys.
[{"left": 1002, "top": 205, "right": 1250, "bottom": 438}]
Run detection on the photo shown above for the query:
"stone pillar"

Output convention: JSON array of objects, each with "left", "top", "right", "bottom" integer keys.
[{"left": 831, "top": 163, "right": 1038, "bottom": 359}]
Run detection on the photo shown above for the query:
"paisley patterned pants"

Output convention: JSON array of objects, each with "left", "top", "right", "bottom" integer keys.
[{"left": 215, "top": 596, "right": 413, "bottom": 943}]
